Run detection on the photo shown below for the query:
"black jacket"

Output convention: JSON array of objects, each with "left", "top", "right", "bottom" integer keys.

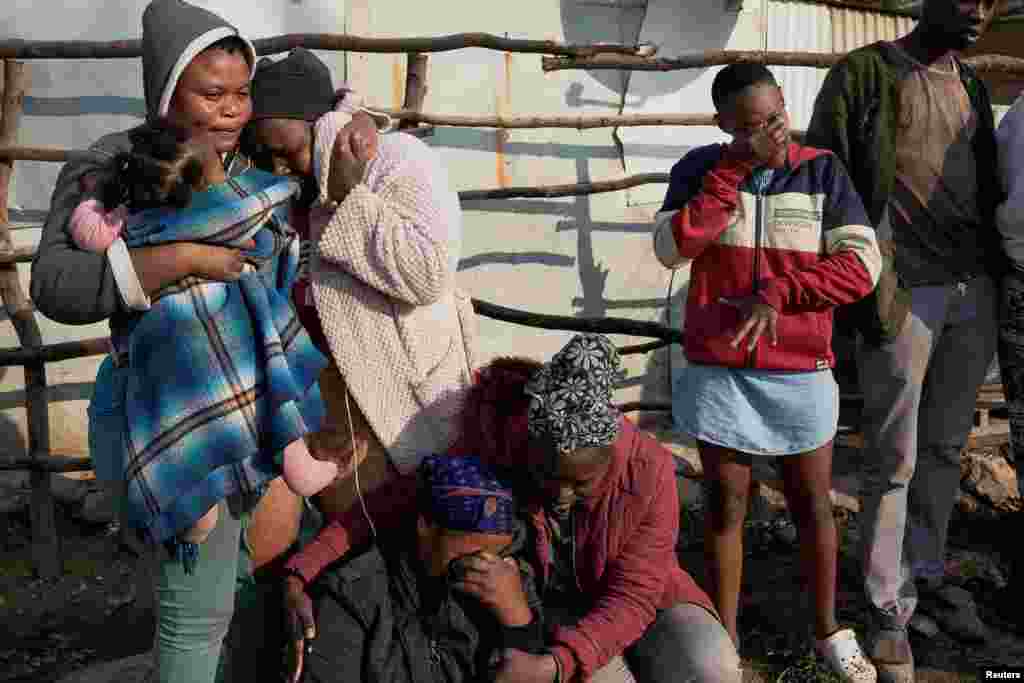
[
  {"left": 805, "top": 41, "right": 1006, "bottom": 345},
  {"left": 304, "top": 525, "right": 544, "bottom": 683}
]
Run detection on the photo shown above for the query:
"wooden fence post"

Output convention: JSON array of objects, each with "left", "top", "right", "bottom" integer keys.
[
  {"left": 399, "top": 53, "right": 429, "bottom": 131},
  {"left": 0, "top": 59, "right": 59, "bottom": 579}
]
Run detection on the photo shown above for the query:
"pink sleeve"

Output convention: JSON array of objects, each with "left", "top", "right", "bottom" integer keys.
[{"left": 70, "top": 199, "right": 127, "bottom": 253}]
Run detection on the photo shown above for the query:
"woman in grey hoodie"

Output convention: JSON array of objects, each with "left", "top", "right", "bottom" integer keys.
[{"left": 29, "top": 2, "right": 309, "bottom": 681}]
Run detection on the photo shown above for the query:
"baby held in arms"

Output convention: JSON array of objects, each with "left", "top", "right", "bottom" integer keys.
[{"left": 70, "top": 120, "right": 338, "bottom": 549}]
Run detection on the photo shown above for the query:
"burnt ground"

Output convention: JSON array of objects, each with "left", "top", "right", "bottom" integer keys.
[{"left": 0, "top": 478, "right": 1022, "bottom": 683}]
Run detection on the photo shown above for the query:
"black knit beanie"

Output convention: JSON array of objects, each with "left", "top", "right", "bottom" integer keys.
[{"left": 251, "top": 48, "right": 335, "bottom": 122}]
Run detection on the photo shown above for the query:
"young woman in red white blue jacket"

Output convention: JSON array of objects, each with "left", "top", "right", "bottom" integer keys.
[{"left": 653, "top": 64, "right": 881, "bottom": 683}]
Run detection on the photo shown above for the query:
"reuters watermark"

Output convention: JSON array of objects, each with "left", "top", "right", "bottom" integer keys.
[{"left": 980, "top": 668, "right": 1024, "bottom": 680}]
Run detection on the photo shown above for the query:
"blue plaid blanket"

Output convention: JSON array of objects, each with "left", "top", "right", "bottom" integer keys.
[{"left": 115, "top": 169, "right": 328, "bottom": 545}]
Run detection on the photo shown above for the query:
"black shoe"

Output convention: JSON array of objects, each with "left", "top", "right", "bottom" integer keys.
[
  {"left": 916, "top": 583, "right": 989, "bottom": 643},
  {"left": 992, "top": 584, "right": 1024, "bottom": 633}
]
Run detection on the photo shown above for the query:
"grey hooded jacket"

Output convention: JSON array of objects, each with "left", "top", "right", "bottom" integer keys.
[{"left": 30, "top": 0, "right": 254, "bottom": 325}]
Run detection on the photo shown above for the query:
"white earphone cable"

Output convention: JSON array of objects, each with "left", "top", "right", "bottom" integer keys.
[{"left": 343, "top": 388, "right": 377, "bottom": 541}]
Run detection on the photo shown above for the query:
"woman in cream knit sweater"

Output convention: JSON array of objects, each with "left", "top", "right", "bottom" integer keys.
[{"left": 245, "top": 49, "right": 479, "bottom": 521}]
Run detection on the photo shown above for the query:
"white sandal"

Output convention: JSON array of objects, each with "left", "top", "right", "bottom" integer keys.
[{"left": 816, "top": 628, "right": 878, "bottom": 683}]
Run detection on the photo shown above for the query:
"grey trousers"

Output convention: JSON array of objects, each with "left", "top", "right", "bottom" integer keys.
[
  {"left": 998, "top": 270, "right": 1024, "bottom": 461},
  {"left": 857, "top": 275, "right": 997, "bottom": 630},
  {"left": 581, "top": 603, "right": 741, "bottom": 683}
]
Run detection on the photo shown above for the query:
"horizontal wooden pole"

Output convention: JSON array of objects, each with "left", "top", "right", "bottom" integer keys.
[
  {"left": 0, "top": 303, "right": 680, "bottom": 364},
  {"left": 0, "top": 178, "right": 669, "bottom": 265},
  {"left": 460, "top": 173, "right": 670, "bottom": 200},
  {"left": 0, "top": 34, "right": 654, "bottom": 60},
  {"left": 0, "top": 454, "right": 93, "bottom": 473},
  {"left": 0, "top": 146, "right": 110, "bottom": 163},
  {"left": 542, "top": 50, "right": 1024, "bottom": 78},
  {"left": 0, "top": 129, "right": 805, "bottom": 167},
  {"left": 382, "top": 109, "right": 715, "bottom": 129},
  {"left": 617, "top": 401, "right": 671, "bottom": 413},
  {"left": 0, "top": 245, "right": 36, "bottom": 264},
  {"left": 544, "top": 49, "right": 848, "bottom": 72},
  {"left": 0, "top": 178, "right": 673, "bottom": 233},
  {"left": 0, "top": 336, "right": 109, "bottom": 367},
  {"left": 617, "top": 339, "right": 671, "bottom": 355},
  {"left": 471, "top": 298, "right": 682, "bottom": 342}
]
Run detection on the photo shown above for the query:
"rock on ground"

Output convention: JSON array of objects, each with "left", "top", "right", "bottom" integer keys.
[{"left": 960, "top": 448, "right": 1021, "bottom": 514}]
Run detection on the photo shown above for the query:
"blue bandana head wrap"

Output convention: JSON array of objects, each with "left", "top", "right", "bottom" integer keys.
[{"left": 418, "top": 454, "right": 516, "bottom": 535}]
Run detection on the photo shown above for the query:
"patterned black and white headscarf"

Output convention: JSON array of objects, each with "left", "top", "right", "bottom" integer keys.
[{"left": 524, "top": 333, "right": 621, "bottom": 455}]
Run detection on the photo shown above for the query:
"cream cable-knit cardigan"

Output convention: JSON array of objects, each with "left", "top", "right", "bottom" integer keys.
[{"left": 309, "top": 111, "right": 479, "bottom": 474}]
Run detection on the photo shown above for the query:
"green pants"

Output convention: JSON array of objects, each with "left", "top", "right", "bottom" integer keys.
[
  {"left": 153, "top": 496, "right": 323, "bottom": 683},
  {"left": 90, "top": 356, "right": 324, "bottom": 683},
  {"left": 151, "top": 499, "right": 241, "bottom": 683},
  {"left": 90, "top": 355, "right": 242, "bottom": 683}
]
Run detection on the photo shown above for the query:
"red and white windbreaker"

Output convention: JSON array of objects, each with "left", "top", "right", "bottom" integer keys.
[{"left": 653, "top": 142, "right": 881, "bottom": 371}]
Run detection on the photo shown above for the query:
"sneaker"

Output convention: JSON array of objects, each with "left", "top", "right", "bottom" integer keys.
[
  {"left": 866, "top": 628, "right": 914, "bottom": 683},
  {"left": 817, "top": 628, "right": 878, "bottom": 683}
]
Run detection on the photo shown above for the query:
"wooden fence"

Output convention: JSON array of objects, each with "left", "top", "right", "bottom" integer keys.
[{"left": 1, "top": 31, "right": 1020, "bottom": 578}]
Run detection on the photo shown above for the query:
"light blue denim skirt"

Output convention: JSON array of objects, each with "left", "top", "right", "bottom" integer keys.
[{"left": 672, "top": 362, "right": 839, "bottom": 456}]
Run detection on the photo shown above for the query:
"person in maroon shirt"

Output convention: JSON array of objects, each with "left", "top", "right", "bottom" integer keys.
[{"left": 283, "top": 334, "right": 740, "bottom": 683}]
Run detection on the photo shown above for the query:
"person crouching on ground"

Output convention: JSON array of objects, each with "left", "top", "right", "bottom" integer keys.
[{"left": 302, "top": 453, "right": 545, "bottom": 682}]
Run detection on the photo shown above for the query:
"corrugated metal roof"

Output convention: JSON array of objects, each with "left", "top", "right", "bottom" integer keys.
[
  {"left": 771, "top": 0, "right": 914, "bottom": 18},
  {"left": 768, "top": 0, "right": 832, "bottom": 129},
  {"left": 766, "top": 0, "right": 916, "bottom": 127},
  {"left": 831, "top": 3, "right": 914, "bottom": 51},
  {"left": 889, "top": 0, "right": 1024, "bottom": 17}
]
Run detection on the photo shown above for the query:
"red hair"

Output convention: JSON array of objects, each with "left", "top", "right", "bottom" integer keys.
[{"left": 450, "top": 357, "right": 541, "bottom": 464}]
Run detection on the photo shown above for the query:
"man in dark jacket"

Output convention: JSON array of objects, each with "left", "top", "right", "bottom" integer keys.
[
  {"left": 300, "top": 454, "right": 545, "bottom": 683},
  {"left": 805, "top": 1, "right": 1004, "bottom": 681}
]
